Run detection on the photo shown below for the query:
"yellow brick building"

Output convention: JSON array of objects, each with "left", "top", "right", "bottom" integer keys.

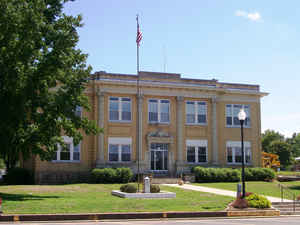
[{"left": 24, "top": 71, "right": 268, "bottom": 184}]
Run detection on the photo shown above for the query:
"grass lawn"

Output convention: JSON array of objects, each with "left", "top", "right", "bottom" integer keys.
[
  {"left": 0, "top": 183, "right": 233, "bottom": 214},
  {"left": 192, "top": 181, "right": 300, "bottom": 199}
]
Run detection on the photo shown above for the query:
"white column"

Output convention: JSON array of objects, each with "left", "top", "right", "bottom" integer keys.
[
  {"left": 97, "top": 90, "right": 105, "bottom": 164},
  {"left": 212, "top": 97, "right": 218, "bottom": 164},
  {"left": 137, "top": 94, "right": 143, "bottom": 168},
  {"left": 176, "top": 96, "right": 184, "bottom": 163}
]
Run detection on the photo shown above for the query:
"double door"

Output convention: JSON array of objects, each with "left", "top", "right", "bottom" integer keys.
[{"left": 150, "top": 143, "right": 168, "bottom": 171}]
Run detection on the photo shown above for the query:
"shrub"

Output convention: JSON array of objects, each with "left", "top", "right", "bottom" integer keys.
[
  {"left": 194, "top": 167, "right": 209, "bottom": 182},
  {"left": 244, "top": 168, "right": 275, "bottom": 181},
  {"left": 246, "top": 193, "right": 271, "bottom": 208},
  {"left": 91, "top": 168, "right": 116, "bottom": 183},
  {"left": 261, "top": 168, "right": 276, "bottom": 181},
  {"left": 5, "top": 167, "right": 34, "bottom": 185},
  {"left": 193, "top": 167, "right": 241, "bottom": 183},
  {"left": 227, "top": 169, "right": 241, "bottom": 182},
  {"left": 115, "top": 168, "right": 133, "bottom": 183},
  {"left": 120, "top": 183, "right": 137, "bottom": 193},
  {"left": 91, "top": 167, "right": 133, "bottom": 183},
  {"left": 150, "top": 184, "right": 160, "bottom": 193},
  {"left": 193, "top": 167, "right": 275, "bottom": 183}
]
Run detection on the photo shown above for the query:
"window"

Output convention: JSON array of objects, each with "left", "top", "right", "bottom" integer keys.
[
  {"left": 109, "top": 97, "right": 131, "bottom": 121},
  {"left": 186, "top": 101, "right": 207, "bottom": 124},
  {"left": 108, "top": 137, "right": 132, "bottom": 162},
  {"left": 186, "top": 140, "right": 208, "bottom": 163},
  {"left": 226, "top": 141, "right": 251, "bottom": 164},
  {"left": 53, "top": 136, "right": 81, "bottom": 162},
  {"left": 148, "top": 99, "right": 170, "bottom": 123},
  {"left": 226, "top": 104, "right": 250, "bottom": 127}
]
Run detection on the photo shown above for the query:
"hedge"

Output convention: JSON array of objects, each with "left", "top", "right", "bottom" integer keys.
[
  {"left": 91, "top": 167, "right": 133, "bottom": 183},
  {"left": 244, "top": 168, "right": 275, "bottom": 181},
  {"left": 194, "top": 167, "right": 240, "bottom": 182},
  {"left": 193, "top": 167, "right": 276, "bottom": 183}
]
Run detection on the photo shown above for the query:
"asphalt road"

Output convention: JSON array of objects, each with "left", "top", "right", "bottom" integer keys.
[{"left": 1, "top": 217, "right": 300, "bottom": 225}]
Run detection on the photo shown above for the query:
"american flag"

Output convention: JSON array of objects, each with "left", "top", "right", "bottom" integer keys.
[{"left": 136, "top": 16, "right": 142, "bottom": 46}]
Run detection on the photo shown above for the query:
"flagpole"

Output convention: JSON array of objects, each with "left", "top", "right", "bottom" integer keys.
[
  {"left": 136, "top": 15, "right": 141, "bottom": 193},
  {"left": 137, "top": 16, "right": 140, "bottom": 74}
]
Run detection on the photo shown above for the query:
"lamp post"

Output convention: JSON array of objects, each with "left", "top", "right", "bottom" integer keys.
[{"left": 238, "top": 108, "right": 247, "bottom": 198}]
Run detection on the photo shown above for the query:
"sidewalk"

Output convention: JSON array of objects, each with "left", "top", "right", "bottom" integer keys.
[{"left": 163, "top": 184, "right": 292, "bottom": 203}]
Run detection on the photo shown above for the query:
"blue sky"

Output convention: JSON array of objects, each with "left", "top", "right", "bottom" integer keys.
[{"left": 64, "top": 0, "right": 300, "bottom": 137}]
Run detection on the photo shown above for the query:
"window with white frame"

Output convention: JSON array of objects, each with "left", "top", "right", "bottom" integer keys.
[
  {"left": 226, "top": 141, "right": 251, "bottom": 164},
  {"left": 226, "top": 104, "right": 250, "bottom": 127},
  {"left": 53, "top": 136, "right": 80, "bottom": 162},
  {"left": 186, "top": 140, "right": 208, "bottom": 163},
  {"left": 108, "top": 137, "right": 131, "bottom": 162},
  {"left": 109, "top": 97, "right": 131, "bottom": 122},
  {"left": 186, "top": 101, "right": 207, "bottom": 124},
  {"left": 148, "top": 99, "right": 170, "bottom": 123}
]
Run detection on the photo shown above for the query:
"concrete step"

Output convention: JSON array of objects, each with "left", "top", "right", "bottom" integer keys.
[
  {"left": 272, "top": 201, "right": 300, "bottom": 215},
  {"left": 275, "top": 208, "right": 300, "bottom": 211},
  {"left": 273, "top": 205, "right": 300, "bottom": 209},
  {"left": 280, "top": 211, "right": 300, "bottom": 215},
  {"left": 272, "top": 206, "right": 300, "bottom": 209},
  {"left": 152, "top": 178, "right": 180, "bottom": 184},
  {"left": 272, "top": 202, "right": 300, "bottom": 206}
]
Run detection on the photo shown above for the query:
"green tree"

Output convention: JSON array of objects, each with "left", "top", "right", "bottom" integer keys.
[
  {"left": 269, "top": 141, "right": 293, "bottom": 168},
  {"left": 286, "top": 133, "right": 300, "bottom": 157},
  {"left": 262, "top": 130, "right": 285, "bottom": 153},
  {"left": 0, "top": 0, "right": 100, "bottom": 170}
]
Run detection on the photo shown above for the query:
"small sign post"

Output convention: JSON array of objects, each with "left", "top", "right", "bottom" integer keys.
[{"left": 237, "top": 183, "right": 242, "bottom": 198}]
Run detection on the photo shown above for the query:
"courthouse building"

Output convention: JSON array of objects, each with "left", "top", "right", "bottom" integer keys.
[{"left": 24, "top": 71, "right": 268, "bottom": 183}]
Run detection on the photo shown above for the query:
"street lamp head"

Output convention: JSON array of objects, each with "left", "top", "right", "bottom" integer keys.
[{"left": 238, "top": 108, "right": 247, "bottom": 121}]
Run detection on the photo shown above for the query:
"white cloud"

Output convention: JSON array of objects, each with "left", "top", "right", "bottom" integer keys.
[
  {"left": 236, "top": 10, "right": 247, "bottom": 17},
  {"left": 235, "top": 10, "right": 262, "bottom": 22}
]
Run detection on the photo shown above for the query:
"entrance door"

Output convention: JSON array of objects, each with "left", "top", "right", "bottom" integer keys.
[{"left": 150, "top": 143, "right": 168, "bottom": 171}]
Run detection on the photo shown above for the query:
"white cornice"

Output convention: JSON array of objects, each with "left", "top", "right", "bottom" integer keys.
[
  {"left": 94, "top": 78, "right": 267, "bottom": 97},
  {"left": 98, "top": 86, "right": 260, "bottom": 102}
]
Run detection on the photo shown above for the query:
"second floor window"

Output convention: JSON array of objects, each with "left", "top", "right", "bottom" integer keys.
[
  {"left": 148, "top": 99, "right": 170, "bottom": 123},
  {"left": 186, "top": 101, "right": 207, "bottom": 124},
  {"left": 109, "top": 97, "right": 131, "bottom": 122},
  {"left": 226, "top": 104, "right": 250, "bottom": 127}
]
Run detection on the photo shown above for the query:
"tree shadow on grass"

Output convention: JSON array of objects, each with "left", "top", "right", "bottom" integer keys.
[
  {"left": 287, "top": 185, "right": 300, "bottom": 190},
  {"left": 0, "top": 192, "right": 60, "bottom": 201}
]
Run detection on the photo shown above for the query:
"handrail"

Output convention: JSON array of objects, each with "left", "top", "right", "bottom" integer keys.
[{"left": 275, "top": 181, "right": 296, "bottom": 212}]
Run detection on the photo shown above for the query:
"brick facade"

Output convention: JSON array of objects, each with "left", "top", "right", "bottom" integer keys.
[{"left": 24, "top": 71, "right": 268, "bottom": 184}]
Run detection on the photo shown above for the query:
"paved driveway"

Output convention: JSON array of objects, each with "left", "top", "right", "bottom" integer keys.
[{"left": 2, "top": 217, "right": 300, "bottom": 225}]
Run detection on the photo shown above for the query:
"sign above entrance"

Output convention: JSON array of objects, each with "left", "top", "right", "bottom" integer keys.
[{"left": 147, "top": 130, "right": 174, "bottom": 144}]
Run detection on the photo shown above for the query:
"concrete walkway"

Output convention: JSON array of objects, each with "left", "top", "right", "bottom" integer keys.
[{"left": 163, "top": 184, "right": 292, "bottom": 203}]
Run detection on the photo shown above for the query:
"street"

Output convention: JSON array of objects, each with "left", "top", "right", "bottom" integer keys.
[{"left": 1, "top": 217, "right": 300, "bottom": 225}]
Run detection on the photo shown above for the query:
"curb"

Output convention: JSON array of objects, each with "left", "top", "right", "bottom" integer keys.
[{"left": 0, "top": 210, "right": 279, "bottom": 222}]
